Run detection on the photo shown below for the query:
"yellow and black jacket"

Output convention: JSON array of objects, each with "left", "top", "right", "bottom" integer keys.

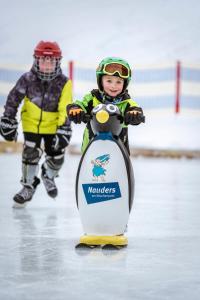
[
  {"left": 4, "top": 68, "right": 72, "bottom": 134},
  {"left": 73, "top": 89, "right": 139, "bottom": 153}
]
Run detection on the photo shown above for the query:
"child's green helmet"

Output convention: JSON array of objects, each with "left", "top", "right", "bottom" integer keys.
[{"left": 96, "top": 57, "right": 132, "bottom": 93}]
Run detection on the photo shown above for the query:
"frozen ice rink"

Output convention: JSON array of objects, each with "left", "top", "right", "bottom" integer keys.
[{"left": 0, "top": 153, "right": 200, "bottom": 300}]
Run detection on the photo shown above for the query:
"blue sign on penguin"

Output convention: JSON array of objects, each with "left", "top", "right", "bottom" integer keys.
[{"left": 82, "top": 182, "right": 121, "bottom": 204}]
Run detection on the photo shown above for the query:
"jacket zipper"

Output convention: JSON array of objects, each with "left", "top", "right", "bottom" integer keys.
[{"left": 37, "top": 82, "right": 48, "bottom": 134}]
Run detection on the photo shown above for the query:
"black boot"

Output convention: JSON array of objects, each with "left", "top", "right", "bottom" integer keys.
[{"left": 13, "top": 177, "right": 40, "bottom": 204}]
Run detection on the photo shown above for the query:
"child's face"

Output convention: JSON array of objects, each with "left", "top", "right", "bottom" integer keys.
[
  {"left": 102, "top": 75, "right": 124, "bottom": 97},
  {"left": 38, "top": 56, "right": 57, "bottom": 73}
]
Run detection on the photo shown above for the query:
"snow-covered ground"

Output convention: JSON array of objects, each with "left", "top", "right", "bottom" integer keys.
[
  {"left": 1, "top": 107, "right": 199, "bottom": 152},
  {"left": 69, "top": 109, "right": 200, "bottom": 151},
  {"left": 138, "top": 109, "right": 200, "bottom": 151}
]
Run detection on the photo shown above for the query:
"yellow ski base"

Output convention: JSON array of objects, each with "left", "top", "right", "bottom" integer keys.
[{"left": 79, "top": 235, "right": 128, "bottom": 246}]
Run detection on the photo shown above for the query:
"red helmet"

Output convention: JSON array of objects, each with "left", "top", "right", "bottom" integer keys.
[
  {"left": 34, "top": 41, "right": 62, "bottom": 58},
  {"left": 33, "top": 41, "right": 62, "bottom": 81}
]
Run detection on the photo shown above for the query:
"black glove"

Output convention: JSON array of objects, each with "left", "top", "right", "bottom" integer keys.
[
  {"left": 0, "top": 116, "right": 18, "bottom": 141},
  {"left": 124, "top": 107, "right": 145, "bottom": 125},
  {"left": 52, "top": 124, "right": 72, "bottom": 151},
  {"left": 67, "top": 105, "right": 86, "bottom": 124}
]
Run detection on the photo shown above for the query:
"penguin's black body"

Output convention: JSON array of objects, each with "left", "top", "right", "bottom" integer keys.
[{"left": 75, "top": 104, "right": 134, "bottom": 247}]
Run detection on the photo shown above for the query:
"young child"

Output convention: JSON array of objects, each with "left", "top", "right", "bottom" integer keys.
[
  {"left": 0, "top": 41, "right": 72, "bottom": 206},
  {"left": 67, "top": 57, "right": 144, "bottom": 154}
]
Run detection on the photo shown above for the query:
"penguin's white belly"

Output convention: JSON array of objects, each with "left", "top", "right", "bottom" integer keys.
[{"left": 77, "top": 139, "right": 130, "bottom": 235}]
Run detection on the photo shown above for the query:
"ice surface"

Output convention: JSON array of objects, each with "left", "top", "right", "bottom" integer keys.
[{"left": 0, "top": 153, "right": 200, "bottom": 300}]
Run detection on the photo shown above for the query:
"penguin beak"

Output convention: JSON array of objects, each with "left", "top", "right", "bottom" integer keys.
[{"left": 96, "top": 110, "right": 109, "bottom": 123}]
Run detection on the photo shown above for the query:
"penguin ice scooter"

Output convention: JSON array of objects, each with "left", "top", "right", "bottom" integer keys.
[{"left": 75, "top": 103, "right": 137, "bottom": 249}]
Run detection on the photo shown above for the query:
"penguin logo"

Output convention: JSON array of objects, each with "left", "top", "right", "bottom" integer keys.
[{"left": 91, "top": 154, "right": 110, "bottom": 182}]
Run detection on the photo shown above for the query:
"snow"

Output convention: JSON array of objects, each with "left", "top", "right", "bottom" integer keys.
[
  {"left": 5, "top": 107, "right": 199, "bottom": 151},
  {"left": 69, "top": 109, "right": 200, "bottom": 151},
  {"left": 0, "top": 0, "right": 200, "bottom": 151}
]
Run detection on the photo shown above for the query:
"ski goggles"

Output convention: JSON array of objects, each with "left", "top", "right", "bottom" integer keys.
[{"left": 102, "top": 63, "right": 131, "bottom": 78}]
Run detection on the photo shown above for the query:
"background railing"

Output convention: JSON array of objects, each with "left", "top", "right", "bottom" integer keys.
[
  {"left": 69, "top": 61, "right": 200, "bottom": 113},
  {"left": 0, "top": 61, "right": 200, "bottom": 113}
]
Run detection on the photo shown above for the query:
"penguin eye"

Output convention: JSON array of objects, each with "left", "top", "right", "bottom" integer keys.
[
  {"left": 106, "top": 104, "right": 117, "bottom": 113},
  {"left": 93, "top": 104, "right": 104, "bottom": 113}
]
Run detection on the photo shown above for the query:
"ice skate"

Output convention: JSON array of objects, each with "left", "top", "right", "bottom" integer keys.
[
  {"left": 41, "top": 165, "right": 58, "bottom": 198},
  {"left": 12, "top": 201, "right": 27, "bottom": 209},
  {"left": 13, "top": 177, "right": 40, "bottom": 207}
]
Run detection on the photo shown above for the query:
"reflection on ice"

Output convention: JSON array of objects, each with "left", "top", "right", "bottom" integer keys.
[{"left": 0, "top": 154, "right": 200, "bottom": 300}]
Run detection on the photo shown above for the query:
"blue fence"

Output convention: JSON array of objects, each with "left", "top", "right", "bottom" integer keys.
[{"left": 1, "top": 62, "right": 200, "bottom": 111}]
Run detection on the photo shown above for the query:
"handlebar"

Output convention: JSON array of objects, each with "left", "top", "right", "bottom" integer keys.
[{"left": 82, "top": 113, "right": 145, "bottom": 124}]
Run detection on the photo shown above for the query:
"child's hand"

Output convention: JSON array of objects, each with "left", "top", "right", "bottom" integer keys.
[
  {"left": 67, "top": 105, "right": 86, "bottom": 124},
  {"left": 124, "top": 107, "right": 145, "bottom": 125}
]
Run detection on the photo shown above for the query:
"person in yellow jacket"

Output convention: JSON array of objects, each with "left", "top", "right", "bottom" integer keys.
[{"left": 0, "top": 41, "right": 72, "bottom": 206}]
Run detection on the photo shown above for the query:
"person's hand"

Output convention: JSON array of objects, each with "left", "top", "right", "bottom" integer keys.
[
  {"left": 124, "top": 107, "right": 145, "bottom": 125},
  {"left": 67, "top": 105, "right": 86, "bottom": 124},
  {"left": 51, "top": 124, "right": 72, "bottom": 151},
  {"left": 0, "top": 116, "right": 18, "bottom": 141}
]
